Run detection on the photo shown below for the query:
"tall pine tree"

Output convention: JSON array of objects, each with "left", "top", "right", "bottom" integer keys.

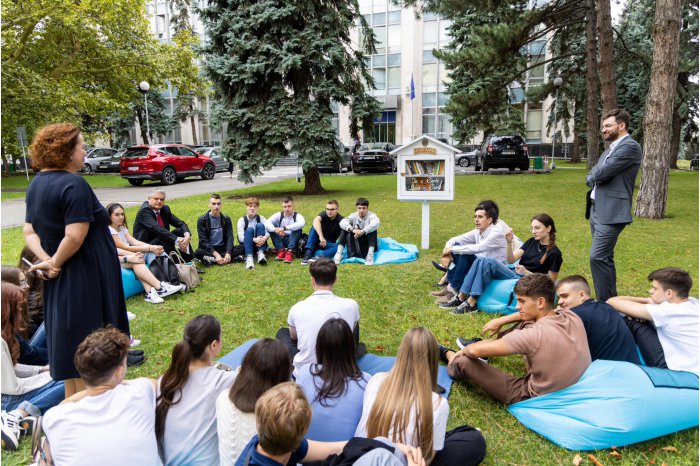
[{"left": 200, "top": 0, "right": 380, "bottom": 192}]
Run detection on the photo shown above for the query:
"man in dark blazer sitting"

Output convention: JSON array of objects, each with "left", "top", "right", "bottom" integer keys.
[
  {"left": 133, "top": 189, "right": 193, "bottom": 262},
  {"left": 585, "top": 108, "right": 642, "bottom": 302}
]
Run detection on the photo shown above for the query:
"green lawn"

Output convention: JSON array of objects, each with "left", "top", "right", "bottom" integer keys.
[
  {"left": 1, "top": 173, "right": 128, "bottom": 200},
  {"left": 2, "top": 170, "right": 697, "bottom": 465}
]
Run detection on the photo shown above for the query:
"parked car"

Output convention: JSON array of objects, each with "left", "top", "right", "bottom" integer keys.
[
  {"left": 96, "top": 149, "right": 126, "bottom": 173},
  {"left": 82, "top": 148, "right": 118, "bottom": 173},
  {"left": 475, "top": 135, "right": 529, "bottom": 171},
  {"left": 351, "top": 142, "right": 396, "bottom": 173},
  {"left": 120, "top": 144, "right": 217, "bottom": 186},
  {"left": 455, "top": 150, "right": 478, "bottom": 168},
  {"left": 317, "top": 145, "right": 353, "bottom": 173},
  {"left": 690, "top": 156, "right": 698, "bottom": 171},
  {"left": 197, "top": 146, "right": 229, "bottom": 173}
]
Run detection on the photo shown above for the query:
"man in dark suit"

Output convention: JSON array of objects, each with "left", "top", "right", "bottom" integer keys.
[
  {"left": 133, "top": 189, "right": 193, "bottom": 262},
  {"left": 586, "top": 108, "right": 642, "bottom": 301}
]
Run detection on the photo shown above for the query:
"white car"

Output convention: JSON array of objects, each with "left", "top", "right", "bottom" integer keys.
[{"left": 82, "top": 148, "right": 118, "bottom": 173}]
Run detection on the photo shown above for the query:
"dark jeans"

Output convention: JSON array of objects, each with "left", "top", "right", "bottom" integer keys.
[
  {"left": 194, "top": 244, "right": 245, "bottom": 262},
  {"left": 305, "top": 228, "right": 339, "bottom": 258},
  {"left": 432, "top": 425, "right": 487, "bottom": 466},
  {"left": 18, "top": 323, "right": 48, "bottom": 366},
  {"left": 152, "top": 227, "right": 193, "bottom": 262},
  {"left": 448, "top": 353, "right": 531, "bottom": 405},
  {"left": 243, "top": 224, "right": 269, "bottom": 256},
  {"left": 447, "top": 253, "right": 477, "bottom": 291},
  {"left": 337, "top": 230, "right": 378, "bottom": 258},
  {"left": 276, "top": 323, "right": 367, "bottom": 362},
  {"left": 626, "top": 318, "right": 666, "bottom": 368},
  {"left": 270, "top": 229, "right": 302, "bottom": 251}
]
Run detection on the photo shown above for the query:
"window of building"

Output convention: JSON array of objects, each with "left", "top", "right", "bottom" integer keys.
[
  {"left": 422, "top": 92, "right": 452, "bottom": 142},
  {"left": 526, "top": 103, "right": 543, "bottom": 141},
  {"left": 363, "top": 0, "right": 401, "bottom": 96}
]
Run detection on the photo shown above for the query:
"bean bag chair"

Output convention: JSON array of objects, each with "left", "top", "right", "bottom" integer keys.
[
  {"left": 508, "top": 360, "right": 699, "bottom": 450},
  {"left": 476, "top": 278, "right": 519, "bottom": 314},
  {"left": 338, "top": 237, "right": 418, "bottom": 266},
  {"left": 218, "top": 339, "right": 453, "bottom": 399},
  {"left": 122, "top": 268, "right": 145, "bottom": 298}
]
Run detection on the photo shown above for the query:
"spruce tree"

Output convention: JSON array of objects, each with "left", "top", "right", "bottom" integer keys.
[{"left": 200, "top": 0, "right": 380, "bottom": 193}]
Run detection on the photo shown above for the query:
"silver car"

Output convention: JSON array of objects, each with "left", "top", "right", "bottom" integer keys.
[
  {"left": 197, "top": 147, "right": 229, "bottom": 173},
  {"left": 82, "top": 148, "right": 118, "bottom": 173}
]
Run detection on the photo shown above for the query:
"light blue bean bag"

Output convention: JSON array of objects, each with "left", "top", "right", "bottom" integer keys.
[
  {"left": 218, "top": 339, "right": 453, "bottom": 398},
  {"left": 508, "top": 360, "right": 699, "bottom": 450},
  {"left": 476, "top": 278, "right": 519, "bottom": 314},
  {"left": 121, "top": 268, "right": 145, "bottom": 298},
  {"left": 338, "top": 237, "right": 418, "bottom": 266}
]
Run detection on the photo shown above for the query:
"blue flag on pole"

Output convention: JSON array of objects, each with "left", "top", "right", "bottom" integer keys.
[{"left": 410, "top": 74, "right": 415, "bottom": 100}]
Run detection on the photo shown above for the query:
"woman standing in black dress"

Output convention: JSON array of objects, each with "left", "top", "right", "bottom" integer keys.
[{"left": 23, "top": 123, "right": 129, "bottom": 397}]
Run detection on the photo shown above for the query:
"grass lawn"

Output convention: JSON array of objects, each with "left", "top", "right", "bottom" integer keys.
[
  {"left": 1, "top": 173, "right": 128, "bottom": 200},
  {"left": 1, "top": 169, "right": 697, "bottom": 465}
]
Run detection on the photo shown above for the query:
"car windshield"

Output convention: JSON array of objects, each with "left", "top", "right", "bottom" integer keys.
[
  {"left": 360, "top": 143, "right": 388, "bottom": 151},
  {"left": 123, "top": 148, "right": 149, "bottom": 158},
  {"left": 492, "top": 136, "right": 524, "bottom": 145}
]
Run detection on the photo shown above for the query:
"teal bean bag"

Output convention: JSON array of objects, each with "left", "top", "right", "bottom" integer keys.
[
  {"left": 121, "top": 267, "right": 145, "bottom": 298},
  {"left": 508, "top": 360, "right": 699, "bottom": 450},
  {"left": 338, "top": 237, "right": 418, "bottom": 265},
  {"left": 476, "top": 278, "right": 519, "bottom": 314}
]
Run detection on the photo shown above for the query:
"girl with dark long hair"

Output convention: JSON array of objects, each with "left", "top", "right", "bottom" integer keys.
[
  {"left": 296, "top": 318, "right": 369, "bottom": 441},
  {"left": 156, "top": 315, "right": 236, "bottom": 465}
]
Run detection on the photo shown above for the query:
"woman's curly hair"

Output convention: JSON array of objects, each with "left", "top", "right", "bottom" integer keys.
[{"left": 29, "top": 123, "right": 81, "bottom": 170}]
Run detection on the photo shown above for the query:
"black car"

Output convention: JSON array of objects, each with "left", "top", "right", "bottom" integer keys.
[
  {"left": 476, "top": 135, "right": 530, "bottom": 171},
  {"left": 351, "top": 142, "right": 396, "bottom": 173},
  {"left": 317, "top": 145, "right": 353, "bottom": 173},
  {"left": 96, "top": 149, "right": 126, "bottom": 173}
]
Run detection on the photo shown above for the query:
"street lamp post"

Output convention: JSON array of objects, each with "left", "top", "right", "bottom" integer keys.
[
  {"left": 551, "top": 77, "right": 563, "bottom": 170},
  {"left": 138, "top": 81, "right": 151, "bottom": 144}
]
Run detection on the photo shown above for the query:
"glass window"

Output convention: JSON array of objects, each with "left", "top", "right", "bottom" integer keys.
[
  {"left": 156, "top": 15, "right": 166, "bottom": 33},
  {"left": 423, "top": 93, "right": 436, "bottom": 107},
  {"left": 423, "top": 11, "right": 439, "bottom": 21},
  {"left": 373, "top": 12, "right": 386, "bottom": 26},
  {"left": 359, "top": 0, "right": 372, "bottom": 13},
  {"left": 374, "top": 26, "right": 386, "bottom": 53},
  {"left": 422, "top": 108, "right": 436, "bottom": 135},
  {"left": 438, "top": 20, "right": 451, "bottom": 47},
  {"left": 387, "top": 24, "right": 401, "bottom": 53},
  {"left": 387, "top": 53, "right": 401, "bottom": 66},
  {"left": 373, "top": 54, "right": 386, "bottom": 67},
  {"left": 438, "top": 92, "right": 449, "bottom": 106},
  {"left": 388, "top": 10, "right": 401, "bottom": 24},
  {"left": 156, "top": 3, "right": 166, "bottom": 14},
  {"left": 373, "top": 68, "right": 386, "bottom": 89},
  {"left": 388, "top": 1, "right": 401, "bottom": 11},
  {"left": 423, "top": 50, "right": 437, "bottom": 64},
  {"left": 509, "top": 87, "right": 525, "bottom": 103},
  {"left": 363, "top": 14, "right": 372, "bottom": 25},
  {"left": 373, "top": 0, "right": 386, "bottom": 12},
  {"left": 422, "top": 63, "right": 438, "bottom": 87},
  {"left": 528, "top": 56, "right": 545, "bottom": 85},
  {"left": 388, "top": 67, "right": 400, "bottom": 89},
  {"left": 438, "top": 114, "right": 452, "bottom": 133},
  {"left": 526, "top": 109, "right": 543, "bottom": 140},
  {"left": 423, "top": 21, "right": 438, "bottom": 49}
]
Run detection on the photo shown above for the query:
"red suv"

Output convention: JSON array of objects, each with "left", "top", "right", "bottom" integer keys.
[{"left": 120, "top": 144, "right": 217, "bottom": 186}]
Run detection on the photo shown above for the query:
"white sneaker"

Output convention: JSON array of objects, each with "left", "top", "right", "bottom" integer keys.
[
  {"left": 333, "top": 253, "right": 342, "bottom": 265},
  {"left": 158, "top": 282, "right": 184, "bottom": 297},
  {"left": 246, "top": 255, "right": 255, "bottom": 270},
  {"left": 364, "top": 252, "right": 374, "bottom": 266},
  {"left": 1, "top": 411, "right": 20, "bottom": 451},
  {"left": 130, "top": 337, "right": 141, "bottom": 348},
  {"left": 145, "top": 287, "right": 164, "bottom": 304},
  {"left": 202, "top": 255, "right": 217, "bottom": 265},
  {"left": 257, "top": 250, "right": 267, "bottom": 265},
  {"left": 127, "top": 311, "right": 136, "bottom": 321}
]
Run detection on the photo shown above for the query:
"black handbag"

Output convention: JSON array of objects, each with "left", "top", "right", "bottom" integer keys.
[{"left": 149, "top": 255, "right": 181, "bottom": 285}]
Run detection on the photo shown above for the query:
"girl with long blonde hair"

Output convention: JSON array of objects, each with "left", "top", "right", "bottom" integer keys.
[{"left": 355, "top": 327, "right": 486, "bottom": 466}]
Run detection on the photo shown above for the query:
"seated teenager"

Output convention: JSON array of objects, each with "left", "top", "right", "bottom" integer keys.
[
  {"left": 216, "top": 338, "right": 292, "bottom": 465},
  {"left": 431, "top": 200, "right": 507, "bottom": 306},
  {"left": 442, "top": 213, "right": 562, "bottom": 314},
  {"left": 265, "top": 196, "right": 306, "bottom": 264},
  {"left": 334, "top": 198, "right": 380, "bottom": 266},
  {"left": 442, "top": 274, "right": 591, "bottom": 405},
  {"left": 296, "top": 318, "right": 370, "bottom": 442},
  {"left": 195, "top": 194, "right": 244, "bottom": 266},
  {"left": 1, "top": 282, "right": 63, "bottom": 451},
  {"left": 157, "top": 315, "right": 237, "bottom": 466},
  {"left": 276, "top": 259, "right": 363, "bottom": 373},
  {"left": 107, "top": 203, "right": 184, "bottom": 304},
  {"left": 301, "top": 200, "right": 345, "bottom": 265},
  {"left": 42, "top": 327, "right": 160, "bottom": 465},
  {"left": 607, "top": 267, "right": 699, "bottom": 375},
  {"left": 236, "top": 197, "right": 270, "bottom": 270},
  {"left": 555, "top": 275, "right": 640, "bottom": 364},
  {"left": 355, "top": 327, "right": 486, "bottom": 466}
]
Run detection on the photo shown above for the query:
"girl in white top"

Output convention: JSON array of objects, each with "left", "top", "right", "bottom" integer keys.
[
  {"left": 157, "top": 315, "right": 237, "bottom": 466},
  {"left": 215, "top": 338, "right": 292, "bottom": 466},
  {"left": 106, "top": 203, "right": 183, "bottom": 304},
  {"left": 355, "top": 328, "right": 487, "bottom": 466}
]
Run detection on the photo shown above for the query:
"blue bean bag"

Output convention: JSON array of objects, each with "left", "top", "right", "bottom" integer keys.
[
  {"left": 508, "top": 360, "right": 699, "bottom": 450},
  {"left": 338, "top": 237, "right": 418, "bottom": 266},
  {"left": 121, "top": 268, "right": 145, "bottom": 298},
  {"left": 218, "top": 339, "right": 453, "bottom": 399},
  {"left": 476, "top": 279, "right": 519, "bottom": 314}
]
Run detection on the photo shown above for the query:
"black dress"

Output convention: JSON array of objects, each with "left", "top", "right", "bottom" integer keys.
[{"left": 25, "top": 171, "right": 129, "bottom": 380}]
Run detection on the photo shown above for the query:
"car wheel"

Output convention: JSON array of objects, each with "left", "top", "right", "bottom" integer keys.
[
  {"left": 162, "top": 167, "right": 177, "bottom": 185},
  {"left": 458, "top": 157, "right": 470, "bottom": 168},
  {"left": 201, "top": 163, "right": 215, "bottom": 180},
  {"left": 128, "top": 179, "right": 144, "bottom": 186},
  {"left": 83, "top": 164, "right": 92, "bottom": 174},
  {"left": 520, "top": 163, "right": 530, "bottom": 171}
]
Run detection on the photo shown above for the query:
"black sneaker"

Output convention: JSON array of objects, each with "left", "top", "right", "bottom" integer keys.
[
  {"left": 195, "top": 267, "right": 205, "bottom": 274},
  {"left": 456, "top": 337, "right": 483, "bottom": 349},
  {"left": 439, "top": 295, "right": 463, "bottom": 309},
  {"left": 432, "top": 260, "right": 448, "bottom": 272},
  {"left": 233, "top": 255, "right": 245, "bottom": 263},
  {"left": 19, "top": 416, "right": 37, "bottom": 436},
  {"left": 129, "top": 349, "right": 144, "bottom": 357},
  {"left": 451, "top": 301, "right": 478, "bottom": 315},
  {"left": 127, "top": 353, "right": 145, "bottom": 367},
  {"left": 202, "top": 255, "right": 217, "bottom": 266},
  {"left": 301, "top": 254, "right": 312, "bottom": 266},
  {"left": 437, "top": 344, "right": 456, "bottom": 364}
]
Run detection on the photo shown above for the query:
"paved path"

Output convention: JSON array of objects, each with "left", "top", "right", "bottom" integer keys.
[{"left": 2, "top": 166, "right": 301, "bottom": 228}]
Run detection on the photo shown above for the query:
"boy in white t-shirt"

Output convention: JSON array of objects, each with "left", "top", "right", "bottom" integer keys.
[{"left": 608, "top": 267, "right": 699, "bottom": 375}]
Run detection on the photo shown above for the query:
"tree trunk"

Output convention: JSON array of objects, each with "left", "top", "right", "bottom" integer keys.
[
  {"left": 596, "top": 0, "right": 618, "bottom": 112},
  {"left": 585, "top": 0, "right": 601, "bottom": 168},
  {"left": 634, "top": 0, "right": 681, "bottom": 219},
  {"left": 302, "top": 165, "right": 326, "bottom": 194},
  {"left": 136, "top": 108, "right": 149, "bottom": 145},
  {"left": 190, "top": 114, "right": 198, "bottom": 146},
  {"left": 669, "top": 101, "right": 681, "bottom": 169},
  {"left": 570, "top": 130, "right": 582, "bottom": 163}
]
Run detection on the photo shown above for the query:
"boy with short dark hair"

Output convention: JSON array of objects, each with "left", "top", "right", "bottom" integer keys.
[
  {"left": 301, "top": 200, "right": 345, "bottom": 265},
  {"left": 607, "top": 267, "right": 698, "bottom": 375},
  {"left": 265, "top": 196, "right": 306, "bottom": 264},
  {"left": 334, "top": 198, "right": 380, "bottom": 265}
]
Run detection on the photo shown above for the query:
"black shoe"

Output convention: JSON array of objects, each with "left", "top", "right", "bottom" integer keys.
[
  {"left": 437, "top": 344, "right": 456, "bottom": 364},
  {"left": 456, "top": 337, "right": 483, "bottom": 349},
  {"left": 127, "top": 353, "right": 145, "bottom": 367},
  {"left": 433, "top": 281, "right": 447, "bottom": 288},
  {"left": 233, "top": 255, "right": 245, "bottom": 263},
  {"left": 201, "top": 255, "right": 217, "bottom": 266},
  {"left": 451, "top": 301, "right": 478, "bottom": 315},
  {"left": 301, "top": 254, "right": 312, "bottom": 265},
  {"left": 439, "top": 295, "right": 463, "bottom": 309},
  {"left": 432, "top": 260, "right": 447, "bottom": 272},
  {"left": 195, "top": 267, "right": 205, "bottom": 274},
  {"left": 129, "top": 349, "right": 144, "bottom": 357}
]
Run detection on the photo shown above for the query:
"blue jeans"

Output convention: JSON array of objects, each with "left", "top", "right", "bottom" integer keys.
[
  {"left": 447, "top": 251, "right": 477, "bottom": 291},
  {"left": 305, "top": 228, "right": 338, "bottom": 258},
  {"left": 17, "top": 323, "right": 48, "bottom": 366},
  {"left": 459, "top": 257, "right": 519, "bottom": 297},
  {"left": 243, "top": 224, "right": 268, "bottom": 255},
  {"left": 1, "top": 380, "right": 65, "bottom": 417},
  {"left": 270, "top": 228, "right": 301, "bottom": 251}
]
